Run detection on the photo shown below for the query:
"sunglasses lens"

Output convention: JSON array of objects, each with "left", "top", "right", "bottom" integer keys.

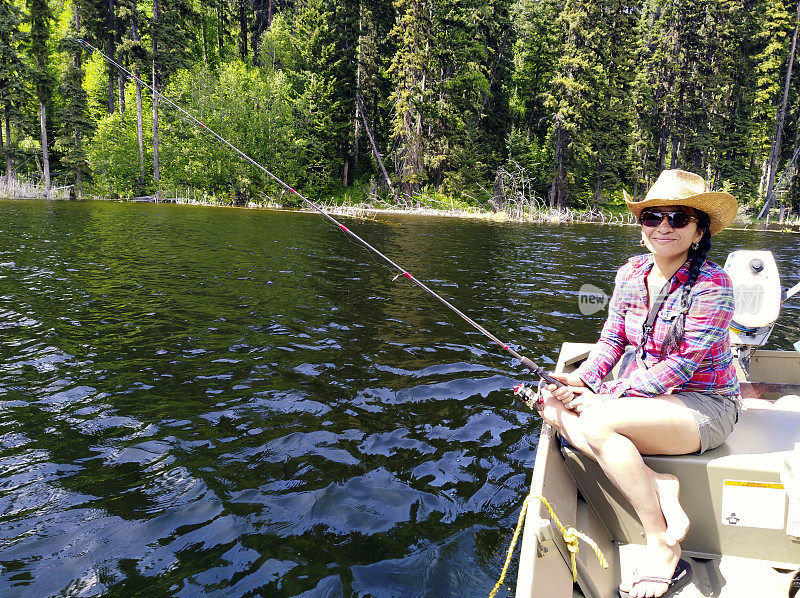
[
  {"left": 668, "top": 212, "right": 692, "bottom": 228},
  {"left": 640, "top": 211, "right": 693, "bottom": 228},
  {"left": 640, "top": 212, "right": 663, "bottom": 227}
]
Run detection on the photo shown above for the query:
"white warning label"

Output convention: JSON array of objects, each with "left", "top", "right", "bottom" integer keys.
[{"left": 721, "top": 479, "right": 786, "bottom": 529}]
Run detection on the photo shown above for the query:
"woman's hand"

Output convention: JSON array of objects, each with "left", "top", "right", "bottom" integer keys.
[
  {"left": 544, "top": 372, "right": 586, "bottom": 404},
  {"left": 562, "top": 389, "right": 609, "bottom": 413},
  {"left": 543, "top": 373, "right": 607, "bottom": 413}
]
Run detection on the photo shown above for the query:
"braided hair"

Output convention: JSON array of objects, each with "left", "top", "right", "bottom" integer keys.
[{"left": 659, "top": 210, "right": 712, "bottom": 358}]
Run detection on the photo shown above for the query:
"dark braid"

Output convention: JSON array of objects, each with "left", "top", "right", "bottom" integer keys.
[{"left": 659, "top": 211, "right": 712, "bottom": 358}]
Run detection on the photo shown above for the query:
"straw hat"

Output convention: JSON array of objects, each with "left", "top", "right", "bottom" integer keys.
[{"left": 624, "top": 169, "right": 737, "bottom": 235}]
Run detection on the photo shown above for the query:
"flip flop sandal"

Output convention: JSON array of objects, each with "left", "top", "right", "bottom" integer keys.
[{"left": 617, "top": 558, "right": 693, "bottom": 598}]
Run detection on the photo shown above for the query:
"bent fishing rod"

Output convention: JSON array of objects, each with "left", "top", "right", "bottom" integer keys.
[{"left": 79, "top": 39, "right": 563, "bottom": 396}]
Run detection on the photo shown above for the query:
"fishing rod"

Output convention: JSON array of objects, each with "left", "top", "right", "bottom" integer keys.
[{"left": 79, "top": 39, "right": 564, "bottom": 397}]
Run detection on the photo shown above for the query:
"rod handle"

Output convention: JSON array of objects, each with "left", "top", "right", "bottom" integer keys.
[{"left": 519, "top": 357, "right": 565, "bottom": 387}]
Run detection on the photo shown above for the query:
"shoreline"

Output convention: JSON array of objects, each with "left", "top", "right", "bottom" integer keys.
[
  {"left": 3, "top": 194, "right": 799, "bottom": 233},
  {"left": 133, "top": 196, "right": 800, "bottom": 233}
]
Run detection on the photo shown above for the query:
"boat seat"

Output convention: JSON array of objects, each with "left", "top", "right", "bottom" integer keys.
[{"left": 561, "top": 406, "right": 800, "bottom": 566}]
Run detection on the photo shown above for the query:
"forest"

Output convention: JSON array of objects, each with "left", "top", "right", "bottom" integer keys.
[{"left": 1, "top": 0, "right": 800, "bottom": 216}]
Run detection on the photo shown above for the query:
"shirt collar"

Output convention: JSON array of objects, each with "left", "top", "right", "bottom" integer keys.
[{"left": 631, "top": 253, "right": 693, "bottom": 288}]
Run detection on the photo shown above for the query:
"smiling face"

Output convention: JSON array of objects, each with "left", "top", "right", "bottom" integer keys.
[{"left": 639, "top": 205, "right": 705, "bottom": 261}]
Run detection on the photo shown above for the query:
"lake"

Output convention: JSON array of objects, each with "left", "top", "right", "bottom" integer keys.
[{"left": 0, "top": 199, "right": 797, "bottom": 597}]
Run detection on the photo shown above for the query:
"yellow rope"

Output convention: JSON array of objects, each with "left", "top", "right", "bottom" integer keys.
[
  {"left": 489, "top": 494, "right": 609, "bottom": 598},
  {"left": 535, "top": 494, "right": 609, "bottom": 582},
  {"left": 488, "top": 495, "right": 530, "bottom": 598}
]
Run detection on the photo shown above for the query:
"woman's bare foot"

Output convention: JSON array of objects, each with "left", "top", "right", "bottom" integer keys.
[
  {"left": 619, "top": 534, "right": 681, "bottom": 598},
  {"left": 653, "top": 472, "right": 689, "bottom": 545}
]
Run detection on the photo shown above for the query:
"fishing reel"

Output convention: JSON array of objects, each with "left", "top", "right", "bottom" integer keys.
[{"left": 514, "top": 382, "right": 544, "bottom": 411}]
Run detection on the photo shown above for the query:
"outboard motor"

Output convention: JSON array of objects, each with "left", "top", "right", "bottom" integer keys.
[{"left": 724, "top": 250, "right": 800, "bottom": 375}]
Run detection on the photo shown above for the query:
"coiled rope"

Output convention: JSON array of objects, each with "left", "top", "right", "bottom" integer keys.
[{"left": 489, "top": 494, "right": 609, "bottom": 597}]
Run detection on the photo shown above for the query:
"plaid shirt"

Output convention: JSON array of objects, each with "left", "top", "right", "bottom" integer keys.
[{"left": 575, "top": 254, "right": 740, "bottom": 398}]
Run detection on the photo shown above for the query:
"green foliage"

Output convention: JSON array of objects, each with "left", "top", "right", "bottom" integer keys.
[
  {"left": 87, "top": 60, "right": 299, "bottom": 199},
  {"left": 0, "top": 0, "right": 29, "bottom": 163},
  {"left": 4, "top": 0, "right": 799, "bottom": 217},
  {"left": 291, "top": 0, "right": 358, "bottom": 192},
  {"left": 86, "top": 96, "right": 147, "bottom": 195},
  {"left": 47, "top": 1, "right": 92, "bottom": 188}
]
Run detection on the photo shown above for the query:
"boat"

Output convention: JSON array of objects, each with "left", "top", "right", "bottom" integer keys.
[{"left": 514, "top": 250, "right": 800, "bottom": 598}]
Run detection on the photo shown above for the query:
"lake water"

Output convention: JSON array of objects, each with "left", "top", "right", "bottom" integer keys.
[{"left": 0, "top": 200, "right": 797, "bottom": 597}]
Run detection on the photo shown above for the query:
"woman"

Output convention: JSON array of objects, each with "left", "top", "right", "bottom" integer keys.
[{"left": 540, "top": 169, "right": 741, "bottom": 598}]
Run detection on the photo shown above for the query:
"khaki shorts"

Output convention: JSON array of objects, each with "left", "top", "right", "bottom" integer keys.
[{"left": 672, "top": 391, "right": 740, "bottom": 453}]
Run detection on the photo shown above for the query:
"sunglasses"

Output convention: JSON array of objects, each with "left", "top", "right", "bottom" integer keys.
[{"left": 639, "top": 210, "right": 698, "bottom": 229}]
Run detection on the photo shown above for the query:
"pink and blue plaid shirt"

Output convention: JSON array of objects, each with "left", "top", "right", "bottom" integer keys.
[{"left": 575, "top": 254, "right": 740, "bottom": 398}]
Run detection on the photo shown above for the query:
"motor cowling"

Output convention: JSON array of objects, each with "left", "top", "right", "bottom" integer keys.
[{"left": 723, "top": 250, "right": 782, "bottom": 347}]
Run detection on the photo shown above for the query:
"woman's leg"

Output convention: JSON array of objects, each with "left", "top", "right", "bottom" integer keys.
[
  {"left": 540, "top": 394, "right": 700, "bottom": 598},
  {"left": 540, "top": 394, "right": 691, "bottom": 544}
]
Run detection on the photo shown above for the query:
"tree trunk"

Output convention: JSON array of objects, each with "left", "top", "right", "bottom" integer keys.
[
  {"left": 761, "top": 0, "right": 800, "bottom": 218},
  {"left": 593, "top": 171, "right": 602, "bottom": 205},
  {"left": 670, "top": 135, "right": 681, "bottom": 169},
  {"left": 132, "top": 11, "right": 145, "bottom": 178},
  {"left": 267, "top": 0, "right": 273, "bottom": 25},
  {"left": 238, "top": 0, "right": 248, "bottom": 60},
  {"left": 353, "top": 100, "right": 361, "bottom": 169},
  {"left": 152, "top": 0, "right": 160, "bottom": 185},
  {"left": 107, "top": 0, "right": 116, "bottom": 114},
  {"left": 201, "top": 0, "right": 208, "bottom": 65},
  {"left": 73, "top": 6, "right": 83, "bottom": 190},
  {"left": 657, "top": 120, "right": 668, "bottom": 172},
  {"left": 550, "top": 118, "right": 565, "bottom": 208},
  {"left": 356, "top": 93, "right": 400, "bottom": 204},
  {"left": 217, "top": 0, "right": 224, "bottom": 59},
  {"left": 353, "top": 4, "right": 363, "bottom": 169},
  {"left": 107, "top": 64, "right": 116, "bottom": 113},
  {"left": 39, "top": 101, "right": 50, "bottom": 189},
  {"left": 118, "top": 72, "right": 126, "bottom": 113},
  {"left": 5, "top": 110, "right": 12, "bottom": 181}
]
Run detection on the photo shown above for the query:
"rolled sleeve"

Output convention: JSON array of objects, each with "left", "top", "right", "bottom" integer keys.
[{"left": 574, "top": 269, "right": 633, "bottom": 389}]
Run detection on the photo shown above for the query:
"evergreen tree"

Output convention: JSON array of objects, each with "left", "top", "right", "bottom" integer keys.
[
  {"left": 116, "top": 0, "right": 148, "bottom": 182},
  {"left": 544, "top": 0, "right": 637, "bottom": 207},
  {"left": 507, "top": 0, "right": 561, "bottom": 195},
  {"left": 293, "top": 0, "right": 358, "bottom": 190},
  {"left": 0, "top": 0, "right": 28, "bottom": 180},
  {"left": 751, "top": 0, "right": 796, "bottom": 197},
  {"left": 55, "top": 1, "right": 92, "bottom": 190},
  {"left": 429, "top": 0, "right": 510, "bottom": 190},
  {"left": 27, "top": 0, "right": 55, "bottom": 189},
  {"left": 390, "top": 0, "right": 431, "bottom": 202}
]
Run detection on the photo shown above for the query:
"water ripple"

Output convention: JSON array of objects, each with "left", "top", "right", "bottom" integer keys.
[{"left": 0, "top": 200, "right": 795, "bottom": 596}]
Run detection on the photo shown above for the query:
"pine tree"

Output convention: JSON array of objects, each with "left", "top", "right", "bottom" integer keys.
[
  {"left": 587, "top": 0, "right": 638, "bottom": 204},
  {"left": 751, "top": 0, "right": 796, "bottom": 197},
  {"left": 149, "top": 0, "right": 195, "bottom": 187},
  {"left": 117, "top": 0, "right": 147, "bottom": 181},
  {"left": 55, "top": 1, "right": 92, "bottom": 190},
  {"left": 763, "top": 0, "right": 800, "bottom": 212},
  {"left": 0, "top": 0, "right": 28, "bottom": 181},
  {"left": 544, "top": 0, "right": 636, "bottom": 207},
  {"left": 294, "top": 0, "right": 358, "bottom": 190},
  {"left": 634, "top": 0, "right": 749, "bottom": 187},
  {"left": 351, "top": 0, "right": 395, "bottom": 187},
  {"left": 390, "top": 0, "right": 431, "bottom": 202},
  {"left": 429, "top": 0, "right": 510, "bottom": 190},
  {"left": 27, "top": 0, "right": 55, "bottom": 189}
]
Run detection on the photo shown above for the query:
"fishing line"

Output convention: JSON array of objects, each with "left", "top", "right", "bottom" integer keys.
[{"left": 79, "top": 39, "right": 563, "bottom": 389}]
